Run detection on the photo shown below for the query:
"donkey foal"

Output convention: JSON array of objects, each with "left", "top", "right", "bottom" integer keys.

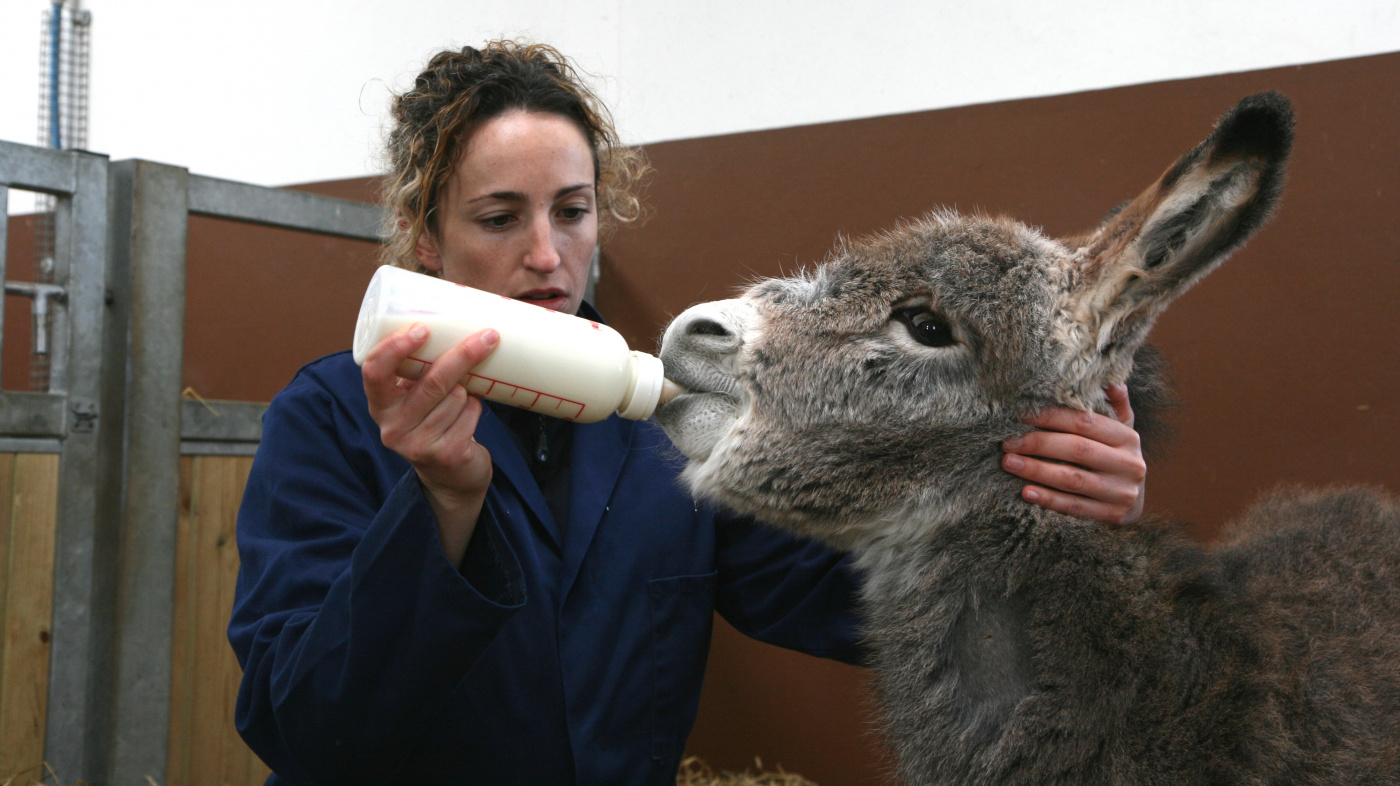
[{"left": 655, "top": 93, "right": 1400, "bottom": 785}]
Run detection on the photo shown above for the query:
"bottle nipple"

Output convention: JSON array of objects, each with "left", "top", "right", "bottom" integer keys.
[{"left": 659, "top": 379, "right": 685, "bottom": 405}]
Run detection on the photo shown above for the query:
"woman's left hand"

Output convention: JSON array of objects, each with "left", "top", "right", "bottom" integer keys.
[{"left": 1001, "top": 383, "right": 1147, "bottom": 525}]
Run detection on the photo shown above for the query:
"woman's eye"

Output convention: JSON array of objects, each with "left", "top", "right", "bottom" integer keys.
[
  {"left": 558, "top": 206, "right": 590, "bottom": 222},
  {"left": 480, "top": 214, "right": 514, "bottom": 229},
  {"left": 897, "top": 308, "right": 956, "bottom": 348}
]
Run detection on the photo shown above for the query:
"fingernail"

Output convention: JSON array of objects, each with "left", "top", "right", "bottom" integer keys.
[
  {"left": 1003, "top": 435, "right": 1023, "bottom": 450},
  {"left": 1004, "top": 454, "right": 1024, "bottom": 470},
  {"left": 480, "top": 329, "right": 500, "bottom": 348},
  {"left": 1023, "top": 487, "right": 1040, "bottom": 502},
  {"left": 409, "top": 324, "right": 428, "bottom": 340}
]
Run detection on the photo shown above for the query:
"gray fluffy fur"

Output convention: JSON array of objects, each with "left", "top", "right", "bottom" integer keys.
[{"left": 654, "top": 93, "right": 1400, "bottom": 784}]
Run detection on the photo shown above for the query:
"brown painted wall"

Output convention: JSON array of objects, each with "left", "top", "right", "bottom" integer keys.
[
  {"left": 7, "top": 50, "right": 1398, "bottom": 786},
  {"left": 1, "top": 216, "right": 40, "bottom": 391},
  {"left": 181, "top": 211, "right": 379, "bottom": 402}
]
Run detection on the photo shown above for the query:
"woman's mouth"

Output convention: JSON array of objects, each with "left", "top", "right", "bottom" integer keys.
[{"left": 514, "top": 289, "right": 570, "bottom": 312}]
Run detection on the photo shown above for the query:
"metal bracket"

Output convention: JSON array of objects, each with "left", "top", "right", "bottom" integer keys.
[
  {"left": 6, "top": 280, "right": 68, "bottom": 355},
  {"left": 69, "top": 398, "right": 97, "bottom": 433}
]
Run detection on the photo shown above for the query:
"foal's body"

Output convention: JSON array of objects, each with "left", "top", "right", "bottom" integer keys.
[
  {"left": 859, "top": 487, "right": 1400, "bottom": 784},
  {"left": 655, "top": 93, "right": 1400, "bottom": 784}
]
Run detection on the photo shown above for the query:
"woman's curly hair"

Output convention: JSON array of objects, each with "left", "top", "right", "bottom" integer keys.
[{"left": 381, "top": 41, "right": 650, "bottom": 274}]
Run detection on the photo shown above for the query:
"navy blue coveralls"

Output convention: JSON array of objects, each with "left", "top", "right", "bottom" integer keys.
[{"left": 229, "top": 320, "right": 864, "bottom": 785}]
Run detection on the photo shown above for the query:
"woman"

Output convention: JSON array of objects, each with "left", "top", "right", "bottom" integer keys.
[{"left": 230, "top": 41, "right": 1148, "bottom": 785}]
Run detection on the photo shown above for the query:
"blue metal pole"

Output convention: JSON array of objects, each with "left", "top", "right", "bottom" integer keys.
[{"left": 48, "top": 1, "right": 63, "bottom": 148}]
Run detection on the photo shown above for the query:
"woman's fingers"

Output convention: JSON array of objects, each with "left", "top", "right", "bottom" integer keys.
[
  {"left": 362, "top": 323, "right": 431, "bottom": 411},
  {"left": 1018, "top": 405, "right": 1141, "bottom": 452},
  {"left": 397, "top": 384, "right": 474, "bottom": 455},
  {"left": 1016, "top": 482, "right": 1138, "bottom": 525},
  {"left": 1002, "top": 451, "right": 1141, "bottom": 510},
  {"left": 1005, "top": 389, "right": 1147, "bottom": 525},
  {"left": 363, "top": 325, "right": 500, "bottom": 481},
  {"left": 1104, "top": 382, "right": 1135, "bottom": 429},
  {"left": 1002, "top": 428, "right": 1145, "bottom": 483},
  {"left": 396, "top": 328, "right": 499, "bottom": 423}
]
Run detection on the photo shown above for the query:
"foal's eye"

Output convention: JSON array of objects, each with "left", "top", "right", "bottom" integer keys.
[{"left": 896, "top": 308, "right": 957, "bottom": 348}]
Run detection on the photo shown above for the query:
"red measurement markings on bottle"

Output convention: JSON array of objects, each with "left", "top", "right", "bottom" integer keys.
[{"left": 405, "top": 356, "right": 587, "bottom": 420}]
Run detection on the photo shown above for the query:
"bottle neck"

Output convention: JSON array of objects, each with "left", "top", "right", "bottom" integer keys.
[{"left": 616, "top": 351, "right": 666, "bottom": 420}]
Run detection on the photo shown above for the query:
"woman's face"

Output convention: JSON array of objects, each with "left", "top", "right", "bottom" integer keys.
[{"left": 417, "top": 109, "right": 597, "bottom": 314}]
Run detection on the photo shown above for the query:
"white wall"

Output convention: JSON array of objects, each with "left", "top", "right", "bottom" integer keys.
[{"left": 2, "top": 0, "right": 1398, "bottom": 202}]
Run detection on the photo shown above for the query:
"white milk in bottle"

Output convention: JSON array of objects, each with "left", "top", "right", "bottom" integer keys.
[{"left": 352, "top": 265, "right": 681, "bottom": 423}]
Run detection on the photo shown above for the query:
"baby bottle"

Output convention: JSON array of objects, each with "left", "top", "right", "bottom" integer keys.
[{"left": 352, "top": 265, "right": 681, "bottom": 423}]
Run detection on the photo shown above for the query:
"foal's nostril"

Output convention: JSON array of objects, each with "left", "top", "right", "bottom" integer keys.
[
  {"left": 663, "top": 300, "right": 748, "bottom": 356},
  {"left": 687, "top": 319, "right": 732, "bottom": 338}
]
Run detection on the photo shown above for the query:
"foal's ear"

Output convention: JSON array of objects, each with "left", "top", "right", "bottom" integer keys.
[{"left": 1068, "top": 92, "right": 1293, "bottom": 355}]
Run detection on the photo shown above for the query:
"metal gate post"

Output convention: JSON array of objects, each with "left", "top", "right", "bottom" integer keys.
[
  {"left": 106, "top": 159, "right": 189, "bottom": 786},
  {"left": 37, "top": 147, "right": 125, "bottom": 786}
]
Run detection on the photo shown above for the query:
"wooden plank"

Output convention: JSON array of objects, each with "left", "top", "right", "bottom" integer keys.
[
  {"left": 167, "top": 455, "right": 270, "bottom": 786},
  {"left": 192, "top": 455, "right": 237, "bottom": 783},
  {"left": 0, "top": 452, "right": 16, "bottom": 777},
  {"left": 166, "top": 456, "right": 196, "bottom": 784},
  {"left": 0, "top": 453, "right": 59, "bottom": 778},
  {"left": 223, "top": 456, "right": 271, "bottom": 786}
]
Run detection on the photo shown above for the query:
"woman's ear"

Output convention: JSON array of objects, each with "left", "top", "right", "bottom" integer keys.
[{"left": 413, "top": 223, "right": 443, "bottom": 272}]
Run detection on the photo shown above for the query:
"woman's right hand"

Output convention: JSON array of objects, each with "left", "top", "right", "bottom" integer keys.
[{"left": 361, "top": 323, "right": 500, "bottom": 567}]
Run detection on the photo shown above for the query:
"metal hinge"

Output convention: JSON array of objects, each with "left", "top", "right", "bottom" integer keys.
[{"left": 69, "top": 399, "right": 97, "bottom": 433}]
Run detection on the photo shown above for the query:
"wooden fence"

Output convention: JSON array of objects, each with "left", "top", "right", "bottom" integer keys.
[
  {"left": 168, "top": 455, "right": 270, "bottom": 786},
  {"left": 0, "top": 140, "right": 379, "bottom": 785},
  {"left": 0, "top": 453, "right": 59, "bottom": 780},
  {"left": 1, "top": 453, "right": 269, "bottom": 786}
]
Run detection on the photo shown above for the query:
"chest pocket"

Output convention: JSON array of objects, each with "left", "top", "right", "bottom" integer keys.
[{"left": 648, "top": 571, "right": 718, "bottom": 774}]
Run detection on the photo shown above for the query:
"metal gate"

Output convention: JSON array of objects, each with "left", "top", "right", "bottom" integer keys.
[{"left": 0, "top": 140, "right": 381, "bottom": 786}]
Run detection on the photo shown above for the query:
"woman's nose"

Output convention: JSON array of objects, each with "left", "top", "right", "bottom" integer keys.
[{"left": 523, "top": 220, "right": 562, "bottom": 273}]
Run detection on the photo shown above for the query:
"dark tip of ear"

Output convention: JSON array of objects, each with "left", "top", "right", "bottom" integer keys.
[
  {"left": 1208, "top": 91, "right": 1295, "bottom": 163},
  {"left": 1098, "top": 200, "right": 1133, "bottom": 227}
]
